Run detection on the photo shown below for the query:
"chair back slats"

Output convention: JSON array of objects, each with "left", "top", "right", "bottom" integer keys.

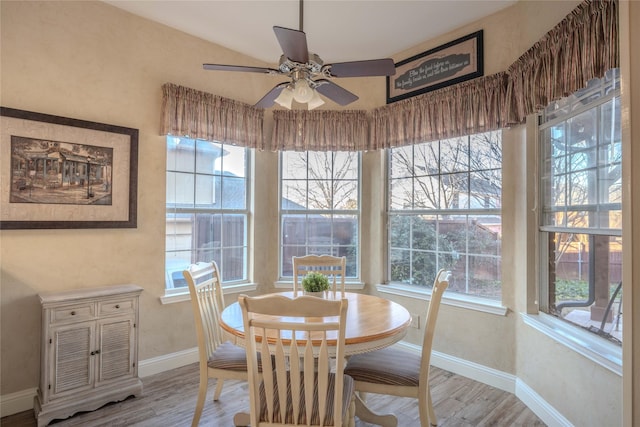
[
  {"left": 293, "top": 255, "right": 347, "bottom": 294},
  {"left": 419, "top": 269, "right": 450, "bottom": 385},
  {"left": 240, "top": 294, "right": 349, "bottom": 427},
  {"left": 317, "top": 331, "right": 330, "bottom": 423},
  {"left": 290, "top": 334, "right": 301, "bottom": 423},
  {"left": 183, "top": 262, "right": 225, "bottom": 363}
]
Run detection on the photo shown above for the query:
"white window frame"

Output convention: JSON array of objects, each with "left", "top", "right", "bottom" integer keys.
[
  {"left": 164, "top": 136, "right": 251, "bottom": 300},
  {"left": 277, "top": 150, "right": 361, "bottom": 283},
  {"left": 386, "top": 131, "right": 503, "bottom": 301},
  {"left": 537, "top": 69, "right": 622, "bottom": 353}
]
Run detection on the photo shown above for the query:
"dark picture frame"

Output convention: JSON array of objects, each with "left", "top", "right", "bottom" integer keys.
[
  {"left": 387, "top": 30, "right": 484, "bottom": 104},
  {"left": 0, "top": 107, "right": 138, "bottom": 229}
]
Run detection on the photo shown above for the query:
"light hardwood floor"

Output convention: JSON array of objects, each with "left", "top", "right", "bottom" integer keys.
[{"left": 1, "top": 363, "right": 546, "bottom": 426}]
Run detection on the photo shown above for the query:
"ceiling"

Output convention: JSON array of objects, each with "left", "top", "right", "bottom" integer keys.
[{"left": 103, "top": 0, "right": 517, "bottom": 65}]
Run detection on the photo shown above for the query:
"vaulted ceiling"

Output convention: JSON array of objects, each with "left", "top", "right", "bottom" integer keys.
[{"left": 104, "top": 1, "right": 517, "bottom": 64}]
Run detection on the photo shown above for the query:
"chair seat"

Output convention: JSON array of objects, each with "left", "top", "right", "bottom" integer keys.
[
  {"left": 259, "top": 372, "right": 354, "bottom": 425},
  {"left": 345, "top": 347, "right": 420, "bottom": 387},
  {"left": 208, "top": 341, "right": 249, "bottom": 371}
]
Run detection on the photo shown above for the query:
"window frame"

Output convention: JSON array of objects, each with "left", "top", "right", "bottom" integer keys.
[
  {"left": 164, "top": 136, "right": 251, "bottom": 296},
  {"left": 537, "top": 69, "right": 622, "bottom": 348},
  {"left": 386, "top": 132, "right": 503, "bottom": 301},
  {"left": 277, "top": 150, "right": 362, "bottom": 282}
]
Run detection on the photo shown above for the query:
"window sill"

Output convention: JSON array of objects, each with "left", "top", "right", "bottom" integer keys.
[
  {"left": 160, "top": 282, "right": 258, "bottom": 304},
  {"left": 273, "top": 281, "right": 366, "bottom": 291},
  {"left": 521, "top": 312, "right": 622, "bottom": 376},
  {"left": 376, "top": 283, "right": 508, "bottom": 316}
]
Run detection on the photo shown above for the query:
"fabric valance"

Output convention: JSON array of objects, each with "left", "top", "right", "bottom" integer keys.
[
  {"left": 269, "top": 110, "right": 369, "bottom": 152},
  {"left": 505, "top": 0, "right": 618, "bottom": 124},
  {"left": 160, "top": 83, "right": 264, "bottom": 149},
  {"left": 369, "top": 72, "right": 509, "bottom": 149}
]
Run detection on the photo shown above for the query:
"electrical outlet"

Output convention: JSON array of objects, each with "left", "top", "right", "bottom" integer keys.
[{"left": 410, "top": 313, "right": 420, "bottom": 329}]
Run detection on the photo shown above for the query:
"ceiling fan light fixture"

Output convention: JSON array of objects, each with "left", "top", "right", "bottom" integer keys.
[
  {"left": 307, "top": 90, "right": 324, "bottom": 110},
  {"left": 293, "top": 79, "right": 314, "bottom": 103},
  {"left": 274, "top": 87, "right": 294, "bottom": 109}
]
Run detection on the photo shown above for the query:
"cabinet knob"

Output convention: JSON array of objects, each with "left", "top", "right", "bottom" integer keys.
[
  {"left": 115, "top": 304, "right": 120, "bottom": 309},
  {"left": 70, "top": 311, "right": 76, "bottom": 315},
  {"left": 95, "top": 349, "right": 100, "bottom": 354},
  {"left": 90, "top": 351, "right": 95, "bottom": 355}
]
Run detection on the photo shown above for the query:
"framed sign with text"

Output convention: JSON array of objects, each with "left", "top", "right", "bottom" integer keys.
[{"left": 387, "top": 30, "right": 483, "bottom": 103}]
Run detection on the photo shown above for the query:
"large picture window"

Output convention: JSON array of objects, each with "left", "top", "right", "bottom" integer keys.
[
  {"left": 539, "top": 69, "right": 622, "bottom": 344},
  {"left": 279, "top": 151, "right": 359, "bottom": 279},
  {"left": 165, "top": 137, "right": 249, "bottom": 291},
  {"left": 388, "top": 131, "right": 502, "bottom": 299}
]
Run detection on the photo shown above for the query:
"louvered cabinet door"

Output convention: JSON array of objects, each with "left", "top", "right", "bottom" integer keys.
[
  {"left": 96, "top": 316, "right": 136, "bottom": 384},
  {"left": 36, "top": 285, "right": 143, "bottom": 427},
  {"left": 48, "top": 321, "right": 96, "bottom": 400}
]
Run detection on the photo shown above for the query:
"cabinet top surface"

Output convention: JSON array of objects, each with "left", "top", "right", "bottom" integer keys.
[{"left": 39, "top": 284, "right": 143, "bottom": 304}]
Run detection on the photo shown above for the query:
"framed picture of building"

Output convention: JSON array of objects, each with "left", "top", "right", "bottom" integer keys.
[
  {"left": 0, "top": 107, "right": 138, "bottom": 229},
  {"left": 387, "top": 30, "right": 484, "bottom": 103}
]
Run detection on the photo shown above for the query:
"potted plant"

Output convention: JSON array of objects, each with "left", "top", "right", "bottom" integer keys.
[{"left": 301, "top": 272, "right": 330, "bottom": 297}]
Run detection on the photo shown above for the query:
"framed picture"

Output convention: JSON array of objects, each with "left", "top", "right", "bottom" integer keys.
[
  {"left": 387, "top": 30, "right": 484, "bottom": 103},
  {"left": 0, "top": 107, "right": 138, "bottom": 229}
]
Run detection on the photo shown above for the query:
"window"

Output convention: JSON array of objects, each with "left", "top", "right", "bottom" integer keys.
[
  {"left": 388, "top": 131, "right": 502, "bottom": 299},
  {"left": 539, "top": 69, "right": 622, "bottom": 344},
  {"left": 279, "top": 151, "right": 359, "bottom": 279},
  {"left": 165, "top": 136, "right": 249, "bottom": 291}
]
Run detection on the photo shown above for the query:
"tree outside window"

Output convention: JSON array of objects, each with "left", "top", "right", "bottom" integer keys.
[
  {"left": 388, "top": 131, "right": 502, "bottom": 298},
  {"left": 280, "top": 151, "right": 359, "bottom": 279}
]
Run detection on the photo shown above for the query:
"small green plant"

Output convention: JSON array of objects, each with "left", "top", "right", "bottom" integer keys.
[{"left": 301, "top": 272, "right": 330, "bottom": 292}]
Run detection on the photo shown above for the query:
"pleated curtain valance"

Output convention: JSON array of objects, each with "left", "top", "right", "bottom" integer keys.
[
  {"left": 269, "top": 110, "right": 369, "bottom": 152},
  {"left": 369, "top": 0, "right": 617, "bottom": 149},
  {"left": 505, "top": 0, "right": 619, "bottom": 124},
  {"left": 160, "top": 0, "right": 617, "bottom": 151},
  {"left": 160, "top": 83, "right": 264, "bottom": 149},
  {"left": 369, "top": 72, "right": 509, "bottom": 150}
]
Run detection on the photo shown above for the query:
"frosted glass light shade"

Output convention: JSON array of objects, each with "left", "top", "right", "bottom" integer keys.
[
  {"left": 275, "top": 87, "right": 294, "bottom": 109},
  {"left": 307, "top": 90, "right": 324, "bottom": 110},
  {"left": 293, "top": 80, "right": 314, "bottom": 103}
]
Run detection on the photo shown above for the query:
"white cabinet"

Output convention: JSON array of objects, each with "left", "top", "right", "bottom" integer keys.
[{"left": 34, "top": 284, "right": 143, "bottom": 426}]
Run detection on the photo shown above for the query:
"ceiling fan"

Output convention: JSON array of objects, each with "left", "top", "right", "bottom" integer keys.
[{"left": 203, "top": 0, "right": 396, "bottom": 110}]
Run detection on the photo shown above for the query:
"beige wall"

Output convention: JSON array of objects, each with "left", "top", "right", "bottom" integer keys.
[{"left": 1, "top": 1, "right": 635, "bottom": 425}]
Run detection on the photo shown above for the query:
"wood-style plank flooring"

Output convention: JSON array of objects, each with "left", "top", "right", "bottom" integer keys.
[{"left": 1, "top": 363, "right": 546, "bottom": 426}]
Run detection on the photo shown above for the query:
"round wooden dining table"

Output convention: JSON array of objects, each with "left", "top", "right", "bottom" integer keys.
[
  {"left": 219, "top": 291, "right": 411, "bottom": 427},
  {"left": 220, "top": 291, "right": 411, "bottom": 356}
]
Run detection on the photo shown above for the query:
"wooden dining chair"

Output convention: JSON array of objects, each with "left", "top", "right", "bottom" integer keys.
[
  {"left": 183, "top": 261, "right": 248, "bottom": 427},
  {"left": 344, "top": 269, "right": 451, "bottom": 427},
  {"left": 236, "top": 293, "right": 356, "bottom": 427},
  {"left": 292, "top": 254, "right": 347, "bottom": 294}
]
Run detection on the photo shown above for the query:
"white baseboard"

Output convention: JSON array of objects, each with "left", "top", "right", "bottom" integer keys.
[
  {"left": 0, "top": 387, "right": 38, "bottom": 418},
  {"left": 394, "top": 341, "right": 572, "bottom": 427},
  {"left": 395, "top": 341, "right": 516, "bottom": 393},
  {"left": 1, "top": 343, "right": 570, "bottom": 426},
  {"left": 138, "top": 347, "right": 198, "bottom": 378},
  {"left": 0, "top": 347, "right": 199, "bottom": 418},
  {"left": 515, "top": 378, "right": 573, "bottom": 427}
]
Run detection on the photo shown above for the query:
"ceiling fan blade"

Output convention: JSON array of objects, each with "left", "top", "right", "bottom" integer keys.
[
  {"left": 314, "top": 79, "right": 359, "bottom": 106},
  {"left": 328, "top": 59, "right": 396, "bottom": 77},
  {"left": 273, "top": 26, "right": 309, "bottom": 64},
  {"left": 203, "top": 63, "right": 280, "bottom": 75},
  {"left": 254, "top": 82, "right": 290, "bottom": 109}
]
